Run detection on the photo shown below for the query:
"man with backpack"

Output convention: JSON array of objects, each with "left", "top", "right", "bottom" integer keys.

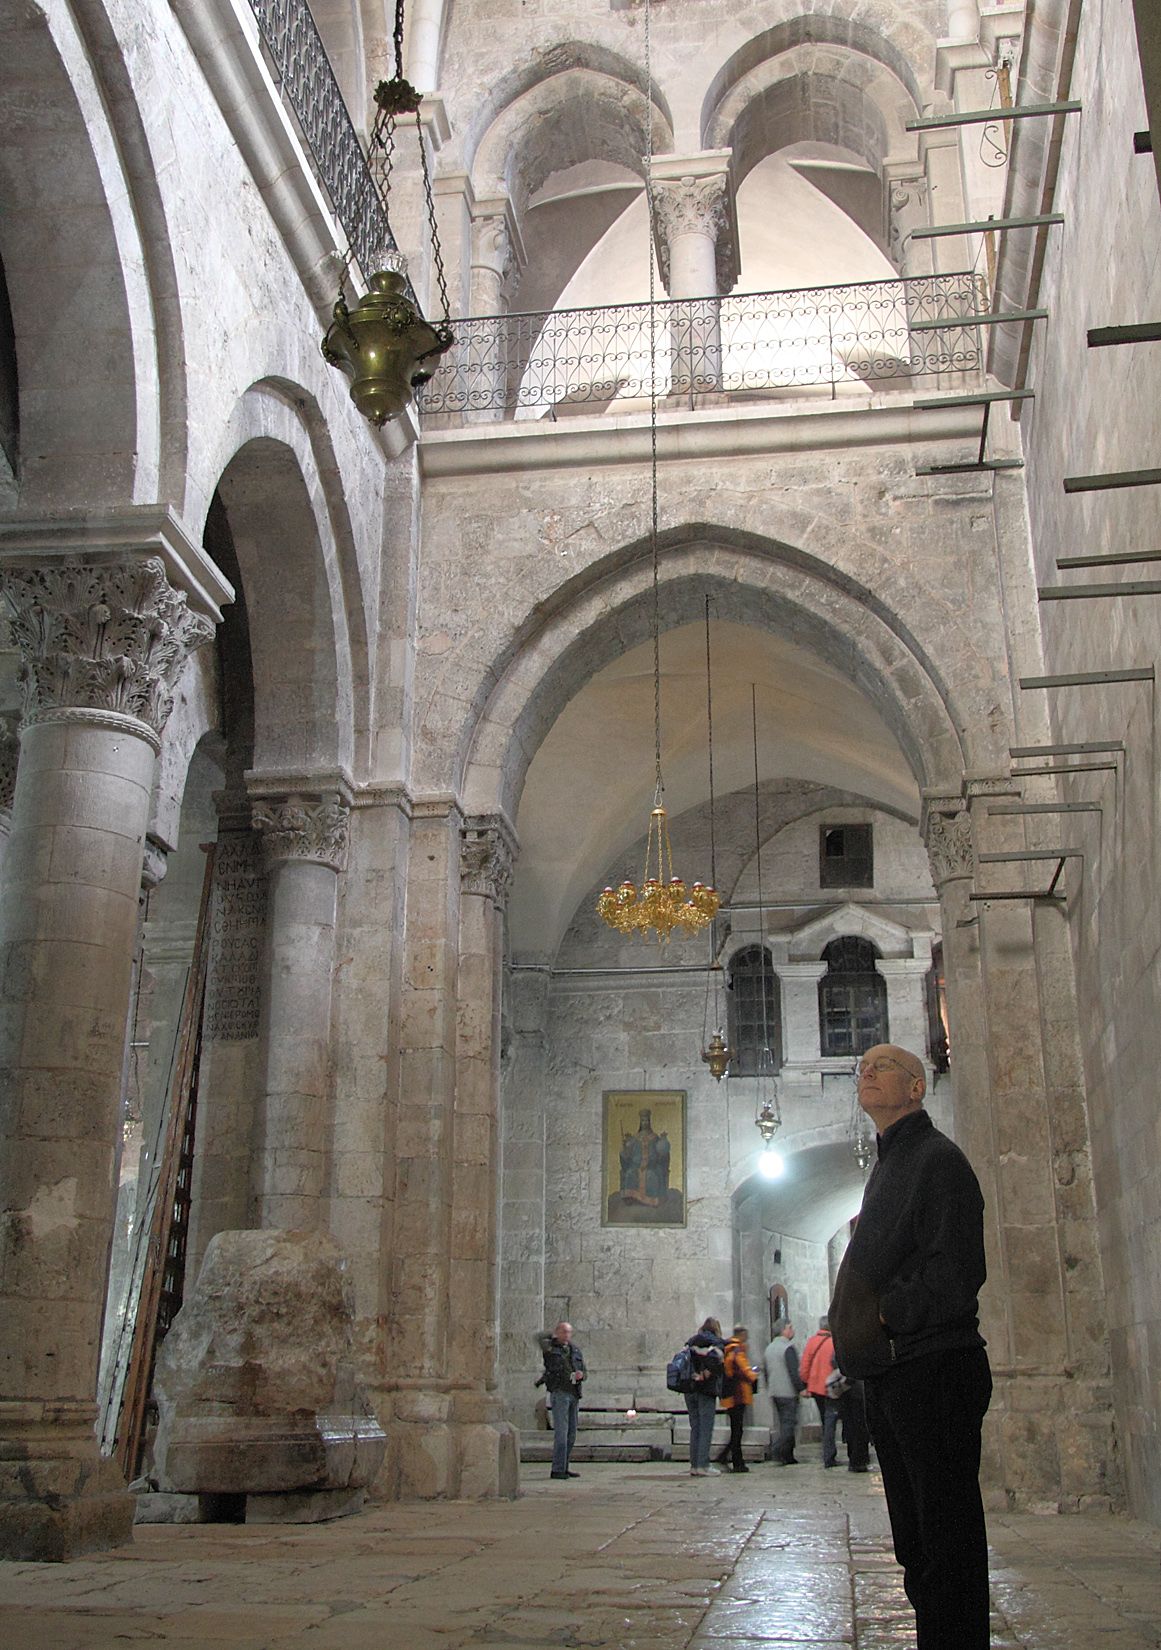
[{"left": 536, "top": 1321, "right": 586, "bottom": 1480}]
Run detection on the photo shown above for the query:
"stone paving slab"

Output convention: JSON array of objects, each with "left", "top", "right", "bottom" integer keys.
[{"left": 0, "top": 1461, "right": 1158, "bottom": 1648}]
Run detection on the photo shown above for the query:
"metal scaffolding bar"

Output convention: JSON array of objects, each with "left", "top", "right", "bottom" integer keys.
[
  {"left": 1039, "top": 580, "right": 1161, "bottom": 600},
  {"left": 907, "top": 101, "right": 1081, "bottom": 132},
  {"left": 917, "top": 459, "right": 1024, "bottom": 475},
  {"left": 1009, "top": 741, "right": 1124, "bottom": 757},
  {"left": 978, "top": 850, "right": 1084, "bottom": 863},
  {"left": 911, "top": 214, "right": 1064, "bottom": 240},
  {"left": 1056, "top": 550, "right": 1161, "bottom": 568},
  {"left": 987, "top": 803, "right": 1102, "bottom": 815},
  {"left": 1063, "top": 467, "right": 1161, "bottom": 493},
  {"left": 1018, "top": 667, "right": 1154, "bottom": 688},
  {"left": 1010, "top": 762, "right": 1118, "bottom": 777},
  {"left": 913, "top": 390, "right": 1035, "bottom": 409},
  {"left": 1087, "top": 322, "right": 1161, "bottom": 346},
  {"left": 911, "top": 308, "right": 1048, "bottom": 331}
]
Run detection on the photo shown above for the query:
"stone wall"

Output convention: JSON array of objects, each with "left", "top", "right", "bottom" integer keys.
[{"left": 1003, "top": 0, "right": 1161, "bottom": 1521}]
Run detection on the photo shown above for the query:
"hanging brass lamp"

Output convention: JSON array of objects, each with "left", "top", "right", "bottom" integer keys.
[
  {"left": 321, "top": 1, "right": 454, "bottom": 425},
  {"left": 322, "top": 262, "right": 450, "bottom": 427}
]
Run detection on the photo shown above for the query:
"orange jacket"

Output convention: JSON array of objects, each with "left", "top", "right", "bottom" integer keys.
[
  {"left": 721, "top": 1338, "right": 759, "bottom": 1410},
  {"left": 798, "top": 1329, "right": 837, "bottom": 1398}
]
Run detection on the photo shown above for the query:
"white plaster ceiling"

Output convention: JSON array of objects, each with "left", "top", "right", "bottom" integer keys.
[{"left": 511, "top": 619, "right": 919, "bottom": 958}]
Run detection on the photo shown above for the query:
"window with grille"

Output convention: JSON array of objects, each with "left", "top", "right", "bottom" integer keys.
[
  {"left": 728, "top": 946, "right": 782, "bottom": 1075},
  {"left": 818, "top": 935, "right": 887, "bottom": 1056},
  {"left": 819, "top": 823, "right": 874, "bottom": 888}
]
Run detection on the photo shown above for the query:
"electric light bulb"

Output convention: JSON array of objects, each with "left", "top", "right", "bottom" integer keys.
[{"left": 759, "top": 1149, "right": 785, "bottom": 1179}]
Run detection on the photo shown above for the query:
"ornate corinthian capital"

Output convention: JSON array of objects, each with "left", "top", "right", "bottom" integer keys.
[
  {"left": 925, "top": 808, "right": 974, "bottom": 888},
  {"left": 252, "top": 795, "right": 351, "bottom": 873},
  {"left": 461, "top": 815, "right": 517, "bottom": 907},
  {"left": 650, "top": 173, "right": 738, "bottom": 292},
  {"left": 1, "top": 557, "right": 214, "bottom": 736}
]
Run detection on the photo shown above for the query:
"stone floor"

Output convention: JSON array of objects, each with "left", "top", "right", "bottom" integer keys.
[{"left": 0, "top": 1461, "right": 1158, "bottom": 1649}]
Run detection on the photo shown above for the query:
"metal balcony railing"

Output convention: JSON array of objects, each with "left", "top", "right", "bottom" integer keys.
[
  {"left": 419, "top": 272, "right": 989, "bottom": 423},
  {"left": 247, "top": 0, "right": 396, "bottom": 278}
]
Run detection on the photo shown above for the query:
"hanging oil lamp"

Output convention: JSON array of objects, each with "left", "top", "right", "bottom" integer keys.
[{"left": 321, "top": 1, "right": 454, "bottom": 425}]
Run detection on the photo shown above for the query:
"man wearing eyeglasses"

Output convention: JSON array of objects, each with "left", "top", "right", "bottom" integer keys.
[{"left": 829, "top": 1045, "right": 991, "bottom": 1650}]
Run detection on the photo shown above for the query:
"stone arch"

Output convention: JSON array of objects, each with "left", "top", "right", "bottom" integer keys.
[
  {"left": 454, "top": 527, "right": 974, "bottom": 827},
  {"left": 468, "top": 43, "right": 673, "bottom": 204},
  {"left": 700, "top": 12, "right": 928, "bottom": 266},
  {"left": 205, "top": 381, "right": 366, "bottom": 780},
  {"left": 702, "top": 10, "right": 928, "bottom": 151},
  {"left": 0, "top": 0, "right": 182, "bottom": 508}
]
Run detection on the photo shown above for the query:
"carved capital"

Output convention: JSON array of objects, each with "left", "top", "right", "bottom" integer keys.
[
  {"left": 0, "top": 557, "right": 214, "bottom": 736},
  {"left": 888, "top": 176, "right": 929, "bottom": 265},
  {"left": 925, "top": 808, "right": 974, "bottom": 888},
  {"left": 252, "top": 794, "right": 350, "bottom": 873},
  {"left": 651, "top": 174, "right": 738, "bottom": 292},
  {"left": 461, "top": 814, "right": 517, "bottom": 907}
]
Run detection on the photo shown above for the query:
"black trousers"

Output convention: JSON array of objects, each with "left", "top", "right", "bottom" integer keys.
[
  {"left": 717, "top": 1404, "right": 747, "bottom": 1467},
  {"left": 865, "top": 1345, "right": 992, "bottom": 1650},
  {"left": 837, "top": 1379, "right": 870, "bottom": 1469}
]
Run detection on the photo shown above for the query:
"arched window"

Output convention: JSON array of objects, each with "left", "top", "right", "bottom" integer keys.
[
  {"left": 818, "top": 936, "right": 887, "bottom": 1057},
  {"left": 728, "top": 946, "right": 782, "bottom": 1075}
]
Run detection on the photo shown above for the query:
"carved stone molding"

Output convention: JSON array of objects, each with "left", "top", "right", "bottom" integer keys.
[
  {"left": 0, "top": 557, "right": 214, "bottom": 737},
  {"left": 461, "top": 814, "right": 518, "bottom": 907},
  {"left": 651, "top": 173, "right": 738, "bottom": 292},
  {"left": 887, "top": 175, "right": 930, "bottom": 270},
  {"left": 252, "top": 794, "right": 351, "bottom": 873},
  {"left": 925, "top": 808, "right": 974, "bottom": 888}
]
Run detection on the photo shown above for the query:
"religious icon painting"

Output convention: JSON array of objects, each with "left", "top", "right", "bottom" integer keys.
[{"left": 602, "top": 1090, "right": 686, "bottom": 1227}]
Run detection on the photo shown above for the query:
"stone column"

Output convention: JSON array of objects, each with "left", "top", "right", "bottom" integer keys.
[
  {"left": 466, "top": 197, "right": 523, "bottom": 423},
  {"left": 774, "top": 962, "right": 828, "bottom": 1065},
  {"left": 649, "top": 153, "right": 739, "bottom": 396},
  {"left": 0, "top": 556, "right": 213, "bottom": 1560},
  {"left": 447, "top": 816, "right": 519, "bottom": 1495},
  {"left": 923, "top": 789, "right": 1118, "bottom": 1511},
  {"left": 380, "top": 798, "right": 518, "bottom": 1499},
  {"left": 250, "top": 790, "right": 350, "bottom": 1232},
  {"left": 876, "top": 956, "right": 933, "bottom": 1058}
]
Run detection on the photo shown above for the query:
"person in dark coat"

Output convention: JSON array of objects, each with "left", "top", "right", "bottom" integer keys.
[
  {"left": 830, "top": 1045, "right": 991, "bottom": 1650},
  {"left": 684, "top": 1317, "right": 725, "bottom": 1476},
  {"left": 536, "top": 1320, "right": 586, "bottom": 1480}
]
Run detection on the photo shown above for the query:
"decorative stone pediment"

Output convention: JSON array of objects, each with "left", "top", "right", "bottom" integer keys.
[{"left": 786, "top": 901, "right": 921, "bottom": 962}]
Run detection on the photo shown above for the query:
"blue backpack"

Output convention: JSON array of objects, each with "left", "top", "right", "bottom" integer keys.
[{"left": 666, "top": 1345, "right": 694, "bottom": 1392}]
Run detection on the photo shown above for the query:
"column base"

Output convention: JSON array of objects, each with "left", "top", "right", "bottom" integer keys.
[
  {"left": 371, "top": 1389, "right": 520, "bottom": 1500},
  {"left": 982, "top": 1370, "right": 1122, "bottom": 1513},
  {"left": 0, "top": 1408, "right": 133, "bottom": 1561}
]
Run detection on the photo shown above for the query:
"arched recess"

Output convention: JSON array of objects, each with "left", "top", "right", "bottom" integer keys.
[
  {"left": 469, "top": 44, "right": 673, "bottom": 318},
  {"left": 0, "top": 0, "right": 180, "bottom": 508},
  {"left": 204, "top": 381, "right": 368, "bottom": 779},
  {"left": 701, "top": 15, "right": 928, "bottom": 270},
  {"left": 452, "top": 526, "right": 982, "bottom": 830}
]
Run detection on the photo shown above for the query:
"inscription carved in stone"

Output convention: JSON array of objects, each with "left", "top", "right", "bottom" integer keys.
[
  {"left": 252, "top": 795, "right": 350, "bottom": 873},
  {"left": 206, "top": 834, "right": 268, "bottom": 1043},
  {"left": 0, "top": 720, "right": 18, "bottom": 817},
  {"left": 0, "top": 557, "right": 214, "bottom": 734}
]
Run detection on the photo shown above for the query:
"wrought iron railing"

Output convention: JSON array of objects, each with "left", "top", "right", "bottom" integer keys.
[
  {"left": 246, "top": 0, "right": 396, "bottom": 277},
  {"left": 418, "top": 272, "right": 989, "bottom": 422}
]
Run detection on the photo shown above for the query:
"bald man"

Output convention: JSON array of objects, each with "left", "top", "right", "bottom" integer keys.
[{"left": 830, "top": 1045, "right": 991, "bottom": 1650}]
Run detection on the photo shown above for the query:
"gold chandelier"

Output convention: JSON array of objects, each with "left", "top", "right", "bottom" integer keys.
[
  {"left": 595, "top": 32, "right": 718, "bottom": 947},
  {"left": 597, "top": 804, "right": 719, "bottom": 942}
]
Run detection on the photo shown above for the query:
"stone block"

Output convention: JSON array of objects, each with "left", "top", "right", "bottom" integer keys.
[{"left": 152, "top": 1229, "right": 385, "bottom": 1512}]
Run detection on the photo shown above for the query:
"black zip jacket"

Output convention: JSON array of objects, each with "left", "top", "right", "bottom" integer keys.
[
  {"left": 538, "top": 1336, "right": 586, "bottom": 1394},
  {"left": 829, "top": 1109, "right": 986, "bottom": 1379}
]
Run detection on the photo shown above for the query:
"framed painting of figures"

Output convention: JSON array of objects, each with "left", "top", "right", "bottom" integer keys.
[{"left": 603, "top": 1090, "right": 686, "bottom": 1227}]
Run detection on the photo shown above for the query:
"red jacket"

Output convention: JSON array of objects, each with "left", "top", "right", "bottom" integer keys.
[{"left": 798, "top": 1329, "right": 837, "bottom": 1398}]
